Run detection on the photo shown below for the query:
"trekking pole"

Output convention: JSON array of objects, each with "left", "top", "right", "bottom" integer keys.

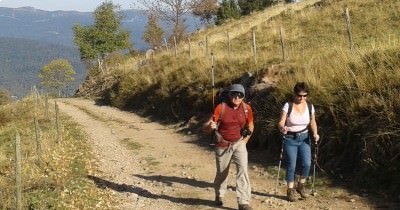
[
  {"left": 211, "top": 51, "right": 215, "bottom": 109},
  {"left": 274, "top": 138, "right": 284, "bottom": 194},
  {"left": 311, "top": 140, "right": 319, "bottom": 196},
  {"left": 209, "top": 51, "right": 216, "bottom": 146}
]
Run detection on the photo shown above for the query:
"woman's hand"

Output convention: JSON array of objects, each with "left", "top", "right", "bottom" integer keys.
[
  {"left": 279, "top": 126, "right": 288, "bottom": 134},
  {"left": 313, "top": 134, "right": 320, "bottom": 143}
]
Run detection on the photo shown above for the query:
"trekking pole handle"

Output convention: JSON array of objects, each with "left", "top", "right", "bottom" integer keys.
[{"left": 313, "top": 140, "right": 318, "bottom": 162}]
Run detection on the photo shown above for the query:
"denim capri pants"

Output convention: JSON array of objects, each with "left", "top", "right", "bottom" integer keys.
[{"left": 283, "top": 132, "right": 311, "bottom": 182}]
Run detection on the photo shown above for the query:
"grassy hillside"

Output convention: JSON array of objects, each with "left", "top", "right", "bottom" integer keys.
[
  {"left": 0, "top": 95, "right": 115, "bottom": 208},
  {"left": 82, "top": 0, "right": 400, "bottom": 197}
]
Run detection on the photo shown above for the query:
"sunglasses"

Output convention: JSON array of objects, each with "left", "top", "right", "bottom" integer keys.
[
  {"left": 229, "top": 91, "right": 244, "bottom": 99},
  {"left": 297, "top": 94, "right": 308, "bottom": 98}
]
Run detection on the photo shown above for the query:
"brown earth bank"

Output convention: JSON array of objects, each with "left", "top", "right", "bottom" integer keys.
[{"left": 57, "top": 98, "right": 398, "bottom": 210}]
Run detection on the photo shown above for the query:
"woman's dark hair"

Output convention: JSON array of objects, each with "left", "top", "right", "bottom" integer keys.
[{"left": 293, "top": 82, "right": 309, "bottom": 94}]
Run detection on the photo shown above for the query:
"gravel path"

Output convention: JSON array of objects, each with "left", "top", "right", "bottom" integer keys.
[{"left": 57, "top": 98, "right": 380, "bottom": 210}]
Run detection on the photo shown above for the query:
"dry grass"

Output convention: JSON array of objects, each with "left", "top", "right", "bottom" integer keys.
[
  {"left": 0, "top": 95, "right": 116, "bottom": 209},
  {"left": 87, "top": 0, "right": 400, "bottom": 195}
]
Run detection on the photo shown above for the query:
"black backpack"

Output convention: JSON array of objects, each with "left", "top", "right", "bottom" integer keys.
[{"left": 215, "top": 88, "right": 229, "bottom": 106}]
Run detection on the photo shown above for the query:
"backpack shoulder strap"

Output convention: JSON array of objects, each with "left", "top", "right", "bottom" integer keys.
[
  {"left": 219, "top": 102, "right": 226, "bottom": 122},
  {"left": 242, "top": 102, "right": 249, "bottom": 121},
  {"left": 287, "top": 102, "right": 293, "bottom": 118},
  {"left": 306, "top": 100, "right": 312, "bottom": 121}
]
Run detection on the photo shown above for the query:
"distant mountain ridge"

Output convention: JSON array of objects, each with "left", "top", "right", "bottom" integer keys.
[
  {"left": 0, "top": 37, "right": 85, "bottom": 97},
  {"left": 0, "top": 6, "right": 200, "bottom": 97},
  {"left": 0, "top": 6, "right": 143, "bottom": 49},
  {"left": 0, "top": 6, "right": 200, "bottom": 50}
]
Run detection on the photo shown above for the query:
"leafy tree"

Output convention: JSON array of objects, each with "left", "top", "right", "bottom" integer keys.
[
  {"left": 239, "top": 0, "right": 278, "bottom": 15},
  {"left": 73, "top": 2, "right": 131, "bottom": 74},
  {"left": 142, "top": 13, "right": 165, "bottom": 49},
  {"left": 192, "top": 0, "right": 219, "bottom": 25},
  {"left": 215, "top": 0, "right": 241, "bottom": 25},
  {"left": 138, "top": 0, "right": 193, "bottom": 43},
  {"left": 238, "top": 0, "right": 262, "bottom": 15},
  {"left": 38, "top": 59, "right": 76, "bottom": 96}
]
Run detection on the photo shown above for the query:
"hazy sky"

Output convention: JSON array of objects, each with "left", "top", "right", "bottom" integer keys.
[{"left": 0, "top": 0, "right": 138, "bottom": 12}]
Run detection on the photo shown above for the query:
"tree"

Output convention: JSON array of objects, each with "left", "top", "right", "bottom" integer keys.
[
  {"left": 38, "top": 59, "right": 76, "bottom": 96},
  {"left": 73, "top": 2, "right": 131, "bottom": 74},
  {"left": 192, "top": 0, "right": 219, "bottom": 25},
  {"left": 238, "top": 0, "right": 262, "bottom": 15},
  {"left": 239, "top": 0, "right": 278, "bottom": 15},
  {"left": 142, "top": 13, "right": 165, "bottom": 49},
  {"left": 138, "top": 0, "right": 194, "bottom": 42},
  {"left": 215, "top": 0, "right": 241, "bottom": 25}
]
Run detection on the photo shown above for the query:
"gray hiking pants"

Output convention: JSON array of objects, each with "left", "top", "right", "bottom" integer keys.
[{"left": 214, "top": 141, "right": 251, "bottom": 205}]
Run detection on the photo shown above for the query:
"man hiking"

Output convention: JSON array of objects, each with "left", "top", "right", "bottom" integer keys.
[{"left": 204, "top": 84, "right": 254, "bottom": 210}]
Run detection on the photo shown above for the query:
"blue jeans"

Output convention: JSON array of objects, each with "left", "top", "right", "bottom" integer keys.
[{"left": 283, "top": 132, "right": 311, "bottom": 182}]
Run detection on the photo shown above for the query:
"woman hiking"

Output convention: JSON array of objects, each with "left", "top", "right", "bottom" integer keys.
[{"left": 278, "top": 82, "right": 320, "bottom": 202}]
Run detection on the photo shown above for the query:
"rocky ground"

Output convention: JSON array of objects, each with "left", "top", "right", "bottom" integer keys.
[{"left": 57, "top": 98, "right": 397, "bottom": 210}]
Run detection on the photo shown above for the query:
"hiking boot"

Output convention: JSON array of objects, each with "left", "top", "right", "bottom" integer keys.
[
  {"left": 287, "top": 188, "right": 296, "bottom": 202},
  {"left": 215, "top": 197, "right": 223, "bottom": 206},
  {"left": 296, "top": 182, "right": 309, "bottom": 199},
  {"left": 238, "top": 204, "right": 252, "bottom": 210}
]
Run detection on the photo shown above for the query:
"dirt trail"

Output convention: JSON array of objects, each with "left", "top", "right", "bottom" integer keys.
[{"left": 58, "top": 98, "right": 377, "bottom": 210}]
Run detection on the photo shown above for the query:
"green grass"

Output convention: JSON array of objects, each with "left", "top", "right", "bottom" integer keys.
[{"left": 121, "top": 138, "right": 144, "bottom": 150}]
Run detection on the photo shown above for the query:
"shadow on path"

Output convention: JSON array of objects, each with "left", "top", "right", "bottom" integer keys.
[
  {"left": 133, "top": 174, "right": 212, "bottom": 188},
  {"left": 133, "top": 174, "right": 288, "bottom": 201},
  {"left": 224, "top": 185, "right": 287, "bottom": 201},
  {"left": 87, "top": 175, "right": 235, "bottom": 210}
]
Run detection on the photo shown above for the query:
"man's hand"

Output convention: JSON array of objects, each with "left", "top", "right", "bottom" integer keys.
[{"left": 210, "top": 121, "right": 217, "bottom": 130}]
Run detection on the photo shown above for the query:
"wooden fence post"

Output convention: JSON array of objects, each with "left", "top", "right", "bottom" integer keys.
[
  {"left": 188, "top": 38, "right": 192, "bottom": 58},
  {"left": 55, "top": 101, "right": 61, "bottom": 143},
  {"left": 174, "top": 36, "right": 177, "bottom": 57},
  {"left": 252, "top": 30, "right": 257, "bottom": 64},
  {"left": 34, "top": 117, "right": 42, "bottom": 161},
  {"left": 15, "top": 132, "right": 22, "bottom": 210},
  {"left": 279, "top": 26, "right": 286, "bottom": 61},
  {"left": 344, "top": 8, "right": 354, "bottom": 50},
  {"left": 33, "top": 86, "right": 39, "bottom": 114},
  {"left": 45, "top": 94, "right": 49, "bottom": 119},
  {"left": 164, "top": 38, "right": 169, "bottom": 51},
  {"left": 35, "top": 87, "right": 39, "bottom": 106},
  {"left": 205, "top": 36, "right": 209, "bottom": 55}
]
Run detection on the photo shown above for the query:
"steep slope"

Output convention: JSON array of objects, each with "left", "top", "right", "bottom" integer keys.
[{"left": 80, "top": 0, "right": 400, "bottom": 198}]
